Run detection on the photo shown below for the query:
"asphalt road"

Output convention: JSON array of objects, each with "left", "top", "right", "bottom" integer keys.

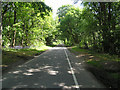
[{"left": 2, "top": 47, "right": 105, "bottom": 89}]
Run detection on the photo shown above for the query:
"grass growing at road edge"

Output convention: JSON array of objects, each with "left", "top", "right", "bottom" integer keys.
[
  {"left": 72, "top": 46, "right": 120, "bottom": 62},
  {"left": 69, "top": 46, "right": 120, "bottom": 88},
  {"left": 2, "top": 46, "right": 49, "bottom": 67}
]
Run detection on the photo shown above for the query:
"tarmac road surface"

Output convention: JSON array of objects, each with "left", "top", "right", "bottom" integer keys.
[{"left": 2, "top": 47, "right": 105, "bottom": 89}]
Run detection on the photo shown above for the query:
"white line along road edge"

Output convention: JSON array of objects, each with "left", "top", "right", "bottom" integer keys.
[{"left": 64, "top": 48, "right": 80, "bottom": 90}]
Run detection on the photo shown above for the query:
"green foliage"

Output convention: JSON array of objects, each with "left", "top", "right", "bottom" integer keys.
[
  {"left": 2, "top": 2, "right": 59, "bottom": 47},
  {"left": 110, "top": 73, "right": 119, "bottom": 79},
  {"left": 72, "top": 46, "right": 88, "bottom": 53},
  {"left": 2, "top": 48, "right": 48, "bottom": 65},
  {"left": 57, "top": 2, "right": 120, "bottom": 55},
  {"left": 57, "top": 5, "right": 82, "bottom": 45},
  {"left": 2, "top": 1, "right": 120, "bottom": 55}
]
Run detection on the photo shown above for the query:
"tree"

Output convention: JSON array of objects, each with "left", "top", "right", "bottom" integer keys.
[
  {"left": 58, "top": 1, "right": 120, "bottom": 55},
  {"left": 57, "top": 5, "right": 82, "bottom": 45},
  {"left": 2, "top": 2, "right": 54, "bottom": 47}
]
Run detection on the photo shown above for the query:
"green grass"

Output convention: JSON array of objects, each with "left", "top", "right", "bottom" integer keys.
[
  {"left": 72, "top": 46, "right": 120, "bottom": 62},
  {"left": 71, "top": 46, "right": 120, "bottom": 70},
  {"left": 72, "top": 46, "right": 89, "bottom": 53},
  {"left": 110, "top": 73, "right": 119, "bottom": 79},
  {"left": 87, "top": 60, "right": 102, "bottom": 68},
  {"left": 71, "top": 46, "right": 120, "bottom": 87},
  {"left": 2, "top": 46, "right": 49, "bottom": 66}
]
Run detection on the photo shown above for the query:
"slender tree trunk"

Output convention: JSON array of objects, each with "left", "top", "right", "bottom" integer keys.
[
  {"left": 12, "top": 3, "right": 17, "bottom": 47},
  {"left": 2, "top": 3, "right": 8, "bottom": 28},
  {"left": 25, "top": 27, "right": 28, "bottom": 46},
  {"left": 92, "top": 32, "right": 96, "bottom": 48},
  {"left": 21, "top": 21, "right": 26, "bottom": 47},
  {"left": 108, "top": 3, "right": 111, "bottom": 30},
  {"left": 0, "top": 1, "right": 2, "bottom": 48}
]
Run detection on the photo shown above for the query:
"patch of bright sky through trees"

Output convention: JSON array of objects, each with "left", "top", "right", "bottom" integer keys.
[{"left": 44, "top": 0, "right": 83, "bottom": 18}]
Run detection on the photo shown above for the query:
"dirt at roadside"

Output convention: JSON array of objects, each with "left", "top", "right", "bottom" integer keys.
[{"left": 68, "top": 47, "right": 120, "bottom": 88}]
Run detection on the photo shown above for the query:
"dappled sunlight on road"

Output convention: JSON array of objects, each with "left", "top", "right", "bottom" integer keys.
[
  {"left": 53, "top": 82, "right": 82, "bottom": 89},
  {"left": 12, "top": 85, "right": 28, "bottom": 88},
  {"left": 2, "top": 62, "right": 77, "bottom": 88},
  {"left": 23, "top": 72, "right": 33, "bottom": 76},
  {"left": 6, "top": 65, "right": 60, "bottom": 76},
  {"left": 27, "top": 68, "right": 41, "bottom": 72},
  {"left": 12, "top": 70, "right": 22, "bottom": 74},
  {"left": 2, "top": 47, "right": 105, "bottom": 88},
  {"left": 2, "top": 50, "right": 76, "bottom": 88},
  {"left": 75, "top": 62, "right": 82, "bottom": 65},
  {"left": 47, "top": 70, "right": 59, "bottom": 75},
  {"left": 2, "top": 63, "right": 76, "bottom": 88}
]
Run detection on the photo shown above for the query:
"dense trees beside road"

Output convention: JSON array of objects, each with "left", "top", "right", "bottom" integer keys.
[
  {"left": 57, "top": 2, "right": 120, "bottom": 55},
  {"left": 2, "top": 1, "right": 58, "bottom": 47},
  {"left": 2, "top": 1, "right": 119, "bottom": 88},
  {"left": 2, "top": 1, "right": 120, "bottom": 56}
]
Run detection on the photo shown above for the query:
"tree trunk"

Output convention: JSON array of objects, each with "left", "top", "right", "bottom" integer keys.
[
  {"left": 12, "top": 3, "right": 17, "bottom": 47},
  {"left": 92, "top": 32, "right": 96, "bottom": 49},
  {"left": 108, "top": 3, "right": 111, "bottom": 30},
  {"left": 0, "top": 1, "right": 2, "bottom": 48},
  {"left": 100, "top": 2, "right": 110, "bottom": 53}
]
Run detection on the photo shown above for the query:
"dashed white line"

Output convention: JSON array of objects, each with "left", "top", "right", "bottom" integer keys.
[{"left": 64, "top": 48, "right": 80, "bottom": 90}]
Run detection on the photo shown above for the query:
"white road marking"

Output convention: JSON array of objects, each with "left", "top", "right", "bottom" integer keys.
[{"left": 64, "top": 48, "right": 80, "bottom": 90}]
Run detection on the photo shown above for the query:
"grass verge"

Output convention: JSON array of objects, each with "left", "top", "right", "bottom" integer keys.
[
  {"left": 68, "top": 46, "right": 120, "bottom": 88},
  {"left": 2, "top": 46, "right": 49, "bottom": 73}
]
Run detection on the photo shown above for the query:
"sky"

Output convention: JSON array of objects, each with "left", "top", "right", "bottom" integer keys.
[{"left": 44, "top": 0, "right": 83, "bottom": 18}]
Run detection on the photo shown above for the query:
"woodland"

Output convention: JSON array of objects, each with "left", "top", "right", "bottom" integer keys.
[
  {"left": 1, "top": 1, "right": 120, "bottom": 88},
  {"left": 1, "top": 1, "right": 120, "bottom": 55}
]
